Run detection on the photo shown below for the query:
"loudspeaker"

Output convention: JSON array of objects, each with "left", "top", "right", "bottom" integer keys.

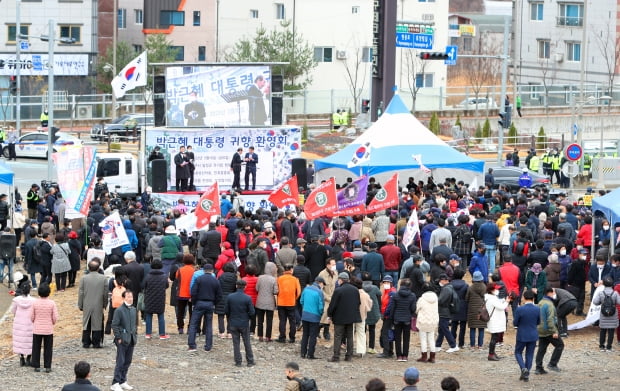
[
  {"left": 271, "top": 75, "right": 283, "bottom": 93},
  {"left": 272, "top": 96, "right": 282, "bottom": 125},
  {"left": 151, "top": 159, "right": 168, "bottom": 193},
  {"left": 291, "top": 158, "right": 307, "bottom": 190},
  {"left": 154, "top": 98, "right": 166, "bottom": 126},
  {"left": 0, "top": 234, "right": 16, "bottom": 259},
  {"left": 154, "top": 75, "right": 166, "bottom": 93}
]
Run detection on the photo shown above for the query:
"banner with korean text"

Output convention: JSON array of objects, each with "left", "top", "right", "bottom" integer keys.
[{"left": 52, "top": 146, "right": 97, "bottom": 216}]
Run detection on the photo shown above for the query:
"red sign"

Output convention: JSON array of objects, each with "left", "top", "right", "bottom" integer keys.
[{"left": 565, "top": 143, "right": 583, "bottom": 161}]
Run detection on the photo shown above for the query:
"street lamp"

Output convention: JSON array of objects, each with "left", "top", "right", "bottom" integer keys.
[{"left": 21, "top": 19, "right": 75, "bottom": 180}]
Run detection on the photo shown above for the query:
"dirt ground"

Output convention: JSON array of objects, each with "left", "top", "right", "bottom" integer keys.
[{"left": 0, "top": 263, "right": 618, "bottom": 391}]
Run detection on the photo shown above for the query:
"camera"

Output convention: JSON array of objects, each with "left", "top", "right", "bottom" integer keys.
[{"left": 40, "top": 180, "right": 59, "bottom": 194}]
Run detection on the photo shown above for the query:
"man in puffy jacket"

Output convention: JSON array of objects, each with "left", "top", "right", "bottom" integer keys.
[
  {"left": 199, "top": 222, "right": 221, "bottom": 264},
  {"left": 534, "top": 286, "right": 564, "bottom": 374},
  {"left": 299, "top": 276, "right": 325, "bottom": 359},
  {"left": 326, "top": 273, "right": 361, "bottom": 362},
  {"left": 386, "top": 278, "right": 417, "bottom": 361},
  {"left": 434, "top": 274, "right": 459, "bottom": 353}
]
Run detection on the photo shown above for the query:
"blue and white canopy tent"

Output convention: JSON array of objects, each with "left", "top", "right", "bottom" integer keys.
[
  {"left": 592, "top": 187, "right": 620, "bottom": 254},
  {"left": 314, "top": 94, "right": 484, "bottom": 186}
]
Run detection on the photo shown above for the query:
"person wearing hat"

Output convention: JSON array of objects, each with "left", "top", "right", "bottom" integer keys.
[
  {"left": 224, "top": 279, "right": 256, "bottom": 367},
  {"left": 188, "top": 263, "right": 222, "bottom": 352},
  {"left": 299, "top": 276, "right": 325, "bottom": 359},
  {"left": 518, "top": 168, "right": 533, "bottom": 188},
  {"left": 326, "top": 272, "right": 361, "bottom": 362},
  {"left": 468, "top": 243, "right": 489, "bottom": 284},
  {"left": 525, "top": 263, "right": 547, "bottom": 304},
  {"left": 11, "top": 272, "right": 35, "bottom": 368},
  {"left": 26, "top": 184, "right": 41, "bottom": 220},
  {"left": 466, "top": 271, "right": 488, "bottom": 350},
  {"left": 377, "top": 275, "right": 397, "bottom": 359},
  {"left": 361, "top": 242, "right": 385, "bottom": 287},
  {"left": 401, "top": 366, "right": 420, "bottom": 391}
]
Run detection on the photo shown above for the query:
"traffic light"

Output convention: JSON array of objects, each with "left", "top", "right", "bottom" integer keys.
[
  {"left": 419, "top": 52, "right": 450, "bottom": 60},
  {"left": 499, "top": 106, "right": 512, "bottom": 129},
  {"left": 361, "top": 99, "right": 370, "bottom": 113},
  {"left": 9, "top": 76, "right": 17, "bottom": 95}
]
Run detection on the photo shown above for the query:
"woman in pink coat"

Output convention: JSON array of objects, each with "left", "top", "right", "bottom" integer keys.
[
  {"left": 11, "top": 275, "right": 36, "bottom": 367},
  {"left": 30, "top": 283, "right": 59, "bottom": 373}
]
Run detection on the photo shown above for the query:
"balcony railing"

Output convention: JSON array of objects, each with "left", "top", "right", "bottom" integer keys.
[{"left": 556, "top": 16, "right": 583, "bottom": 27}]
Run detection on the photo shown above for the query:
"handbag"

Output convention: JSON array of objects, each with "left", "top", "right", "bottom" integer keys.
[
  {"left": 478, "top": 299, "right": 495, "bottom": 322},
  {"left": 410, "top": 316, "right": 419, "bottom": 332}
]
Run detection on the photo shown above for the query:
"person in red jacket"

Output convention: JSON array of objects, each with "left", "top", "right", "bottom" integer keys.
[
  {"left": 242, "top": 264, "right": 259, "bottom": 335},
  {"left": 576, "top": 215, "right": 593, "bottom": 248},
  {"left": 377, "top": 275, "right": 397, "bottom": 358},
  {"left": 215, "top": 242, "right": 235, "bottom": 278},
  {"left": 379, "top": 235, "right": 402, "bottom": 284},
  {"left": 498, "top": 254, "right": 521, "bottom": 315},
  {"left": 174, "top": 254, "right": 197, "bottom": 334}
]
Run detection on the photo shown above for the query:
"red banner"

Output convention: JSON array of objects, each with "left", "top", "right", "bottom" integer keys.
[
  {"left": 366, "top": 173, "right": 399, "bottom": 214},
  {"left": 304, "top": 177, "right": 338, "bottom": 219},
  {"left": 268, "top": 175, "right": 299, "bottom": 208},
  {"left": 195, "top": 182, "right": 221, "bottom": 229}
]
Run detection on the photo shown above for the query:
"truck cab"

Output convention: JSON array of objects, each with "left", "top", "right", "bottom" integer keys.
[{"left": 96, "top": 152, "right": 140, "bottom": 196}]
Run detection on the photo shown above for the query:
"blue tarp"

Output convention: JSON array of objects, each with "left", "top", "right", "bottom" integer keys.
[
  {"left": 592, "top": 187, "right": 620, "bottom": 226},
  {"left": 0, "top": 162, "right": 13, "bottom": 186}
]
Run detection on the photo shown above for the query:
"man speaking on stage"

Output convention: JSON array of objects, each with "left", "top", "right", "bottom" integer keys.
[{"left": 244, "top": 146, "right": 258, "bottom": 191}]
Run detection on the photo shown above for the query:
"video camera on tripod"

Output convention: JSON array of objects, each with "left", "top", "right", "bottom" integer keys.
[{"left": 40, "top": 180, "right": 59, "bottom": 194}]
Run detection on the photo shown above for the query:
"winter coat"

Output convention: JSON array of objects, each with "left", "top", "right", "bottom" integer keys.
[
  {"left": 31, "top": 297, "right": 59, "bottom": 335},
  {"left": 450, "top": 278, "right": 469, "bottom": 322},
  {"left": 465, "top": 281, "right": 487, "bottom": 328},
  {"left": 361, "top": 218, "right": 375, "bottom": 243},
  {"left": 485, "top": 293, "right": 509, "bottom": 333},
  {"left": 318, "top": 268, "right": 337, "bottom": 324},
  {"left": 255, "top": 263, "right": 278, "bottom": 311},
  {"left": 68, "top": 238, "right": 82, "bottom": 272},
  {"left": 24, "top": 238, "right": 43, "bottom": 274},
  {"left": 525, "top": 271, "right": 548, "bottom": 302},
  {"left": 215, "top": 249, "right": 235, "bottom": 277},
  {"left": 216, "top": 271, "right": 238, "bottom": 315},
  {"left": 51, "top": 242, "right": 72, "bottom": 274},
  {"left": 242, "top": 275, "right": 258, "bottom": 305},
  {"left": 277, "top": 273, "right": 301, "bottom": 307},
  {"left": 371, "top": 213, "right": 390, "bottom": 243},
  {"left": 388, "top": 287, "right": 417, "bottom": 323},
  {"left": 224, "top": 289, "right": 255, "bottom": 328},
  {"left": 300, "top": 283, "right": 324, "bottom": 322},
  {"left": 77, "top": 272, "right": 108, "bottom": 331},
  {"left": 143, "top": 269, "right": 169, "bottom": 314},
  {"left": 327, "top": 282, "right": 361, "bottom": 325},
  {"left": 544, "top": 263, "right": 561, "bottom": 288},
  {"left": 416, "top": 291, "right": 439, "bottom": 332},
  {"left": 469, "top": 251, "right": 489, "bottom": 283},
  {"left": 593, "top": 287, "right": 620, "bottom": 329},
  {"left": 358, "top": 288, "right": 373, "bottom": 322},
  {"left": 11, "top": 295, "right": 35, "bottom": 354},
  {"left": 362, "top": 281, "right": 382, "bottom": 325},
  {"left": 361, "top": 251, "right": 385, "bottom": 281},
  {"left": 437, "top": 284, "right": 454, "bottom": 319}
]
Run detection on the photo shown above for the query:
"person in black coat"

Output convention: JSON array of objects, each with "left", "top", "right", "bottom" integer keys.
[
  {"left": 224, "top": 279, "right": 256, "bottom": 366},
  {"left": 304, "top": 237, "right": 329, "bottom": 281},
  {"left": 199, "top": 223, "right": 222, "bottom": 264},
  {"left": 387, "top": 278, "right": 417, "bottom": 361},
  {"left": 143, "top": 260, "right": 169, "bottom": 338},
  {"left": 327, "top": 273, "right": 361, "bottom": 362},
  {"left": 39, "top": 233, "right": 53, "bottom": 284},
  {"left": 67, "top": 232, "right": 82, "bottom": 288},
  {"left": 216, "top": 263, "right": 238, "bottom": 338},
  {"left": 123, "top": 251, "right": 144, "bottom": 308},
  {"left": 24, "top": 231, "right": 42, "bottom": 288},
  {"left": 567, "top": 249, "right": 588, "bottom": 316},
  {"left": 61, "top": 361, "right": 100, "bottom": 391},
  {"left": 293, "top": 255, "right": 312, "bottom": 328},
  {"left": 449, "top": 269, "right": 470, "bottom": 348},
  {"left": 230, "top": 148, "right": 243, "bottom": 190}
]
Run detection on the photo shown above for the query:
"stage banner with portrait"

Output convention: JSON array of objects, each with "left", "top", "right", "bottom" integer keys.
[
  {"left": 150, "top": 192, "right": 277, "bottom": 215},
  {"left": 165, "top": 65, "right": 272, "bottom": 127},
  {"left": 145, "top": 127, "right": 302, "bottom": 192}
]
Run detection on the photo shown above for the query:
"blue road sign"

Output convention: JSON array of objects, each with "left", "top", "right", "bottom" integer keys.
[
  {"left": 396, "top": 33, "right": 433, "bottom": 49},
  {"left": 565, "top": 143, "right": 583, "bottom": 161},
  {"left": 445, "top": 45, "right": 458, "bottom": 65},
  {"left": 20, "top": 41, "right": 29, "bottom": 51}
]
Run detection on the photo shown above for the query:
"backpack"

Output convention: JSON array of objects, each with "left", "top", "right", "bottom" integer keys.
[
  {"left": 456, "top": 225, "right": 472, "bottom": 245},
  {"left": 512, "top": 239, "right": 529, "bottom": 256},
  {"left": 601, "top": 292, "right": 617, "bottom": 317},
  {"left": 111, "top": 283, "right": 126, "bottom": 309},
  {"left": 293, "top": 377, "right": 318, "bottom": 391},
  {"left": 448, "top": 285, "right": 461, "bottom": 315}
]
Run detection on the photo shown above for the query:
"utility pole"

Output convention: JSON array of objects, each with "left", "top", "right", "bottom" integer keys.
[
  {"left": 370, "top": 0, "right": 397, "bottom": 122},
  {"left": 497, "top": 16, "right": 510, "bottom": 166},
  {"left": 15, "top": 0, "right": 21, "bottom": 135}
]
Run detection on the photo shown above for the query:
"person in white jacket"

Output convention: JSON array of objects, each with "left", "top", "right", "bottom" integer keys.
[
  {"left": 415, "top": 282, "right": 439, "bottom": 363},
  {"left": 485, "top": 282, "right": 512, "bottom": 361}
]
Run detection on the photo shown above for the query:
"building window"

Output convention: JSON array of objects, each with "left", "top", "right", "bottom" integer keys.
[
  {"left": 362, "top": 47, "right": 372, "bottom": 62},
  {"left": 198, "top": 46, "right": 206, "bottom": 61},
  {"left": 566, "top": 41, "right": 581, "bottom": 61},
  {"left": 275, "top": 3, "right": 285, "bottom": 20},
  {"left": 193, "top": 11, "right": 201, "bottom": 26},
  {"left": 352, "top": 6, "right": 360, "bottom": 14},
  {"left": 160, "top": 10, "right": 185, "bottom": 27},
  {"left": 170, "top": 46, "right": 184, "bottom": 61},
  {"left": 7, "top": 25, "right": 29, "bottom": 43},
  {"left": 537, "top": 40, "right": 550, "bottom": 59},
  {"left": 132, "top": 44, "right": 143, "bottom": 53},
  {"left": 313, "top": 47, "right": 333, "bottom": 62},
  {"left": 415, "top": 73, "right": 433, "bottom": 88},
  {"left": 59, "top": 25, "right": 81, "bottom": 43},
  {"left": 135, "top": 9, "right": 143, "bottom": 25},
  {"left": 558, "top": 3, "right": 583, "bottom": 26},
  {"left": 530, "top": 2, "right": 543, "bottom": 21},
  {"left": 118, "top": 9, "right": 127, "bottom": 29},
  {"left": 250, "top": 9, "right": 259, "bottom": 18},
  {"left": 462, "top": 37, "right": 472, "bottom": 52}
]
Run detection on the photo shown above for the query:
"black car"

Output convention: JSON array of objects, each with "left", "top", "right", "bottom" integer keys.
[
  {"left": 489, "top": 166, "right": 550, "bottom": 192},
  {"left": 90, "top": 113, "right": 154, "bottom": 141}
]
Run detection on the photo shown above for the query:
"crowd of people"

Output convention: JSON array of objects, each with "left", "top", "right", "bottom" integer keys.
[{"left": 5, "top": 172, "right": 620, "bottom": 389}]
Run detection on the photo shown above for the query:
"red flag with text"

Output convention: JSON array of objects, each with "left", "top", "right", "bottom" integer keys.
[
  {"left": 304, "top": 177, "right": 338, "bottom": 219},
  {"left": 366, "top": 173, "right": 399, "bottom": 214},
  {"left": 268, "top": 176, "right": 299, "bottom": 208},
  {"left": 195, "top": 182, "right": 221, "bottom": 229}
]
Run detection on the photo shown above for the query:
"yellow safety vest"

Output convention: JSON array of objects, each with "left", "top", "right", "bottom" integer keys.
[
  {"left": 529, "top": 155, "right": 540, "bottom": 171},
  {"left": 341, "top": 111, "right": 350, "bottom": 127},
  {"left": 583, "top": 154, "right": 592, "bottom": 169},
  {"left": 332, "top": 112, "right": 341, "bottom": 126},
  {"left": 40, "top": 112, "right": 49, "bottom": 122},
  {"left": 551, "top": 156, "right": 560, "bottom": 170}
]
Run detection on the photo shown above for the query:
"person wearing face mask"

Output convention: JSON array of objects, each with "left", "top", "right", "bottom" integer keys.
[
  {"left": 485, "top": 282, "right": 511, "bottom": 361},
  {"left": 525, "top": 263, "right": 547, "bottom": 304},
  {"left": 610, "top": 254, "right": 620, "bottom": 286},
  {"left": 598, "top": 220, "right": 611, "bottom": 248},
  {"left": 235, "top": 223, "right": 254, "bottom": 277},
  {"left": 577, "top": 215, "right": 593, "bottom": 250},
  {"left": 544, "top": 254, "right": 561, "bottom": 289},
  {"left": 588, "top": 255, "right": 612, "bottom": 300},
  {"left": 376, "top": 275, "right": 397, "bottom": 359},
  {"left": 534, "top": 286, "right": 564, "bottom": 374},
  {"left": 567, "top": 249, "right": 588, "bottom": 316},
  {"left": 318, "top": 258, "right": 338, "bottom": 341}
]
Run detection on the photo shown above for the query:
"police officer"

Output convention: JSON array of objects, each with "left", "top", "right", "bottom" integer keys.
[
  {"left": 529, "top": 152, "right": 540, "bottom": 173},
  {"left": 541, "top": 148, "right": 551, "bottom": 176},
  {"left": 550, "top": 150, "right": 561, "bottom": 185}
]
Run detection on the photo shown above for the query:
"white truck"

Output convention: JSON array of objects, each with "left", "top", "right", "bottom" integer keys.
[{"left": 95, "top": 152, "right": 144, "bottom": 197}]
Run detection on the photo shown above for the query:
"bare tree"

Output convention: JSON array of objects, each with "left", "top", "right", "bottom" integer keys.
[
  {"left": 458, "top": 32, "right": 501, "bottom": 113},
  {"left": 593, "top": 20, "right": 620, "bottom": 111},
  {"left": 403, "top": 49, "right": 427, "bottom": 113},
  {"left": 342, "top": 47, "right": 368, "bottom": 114}
]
